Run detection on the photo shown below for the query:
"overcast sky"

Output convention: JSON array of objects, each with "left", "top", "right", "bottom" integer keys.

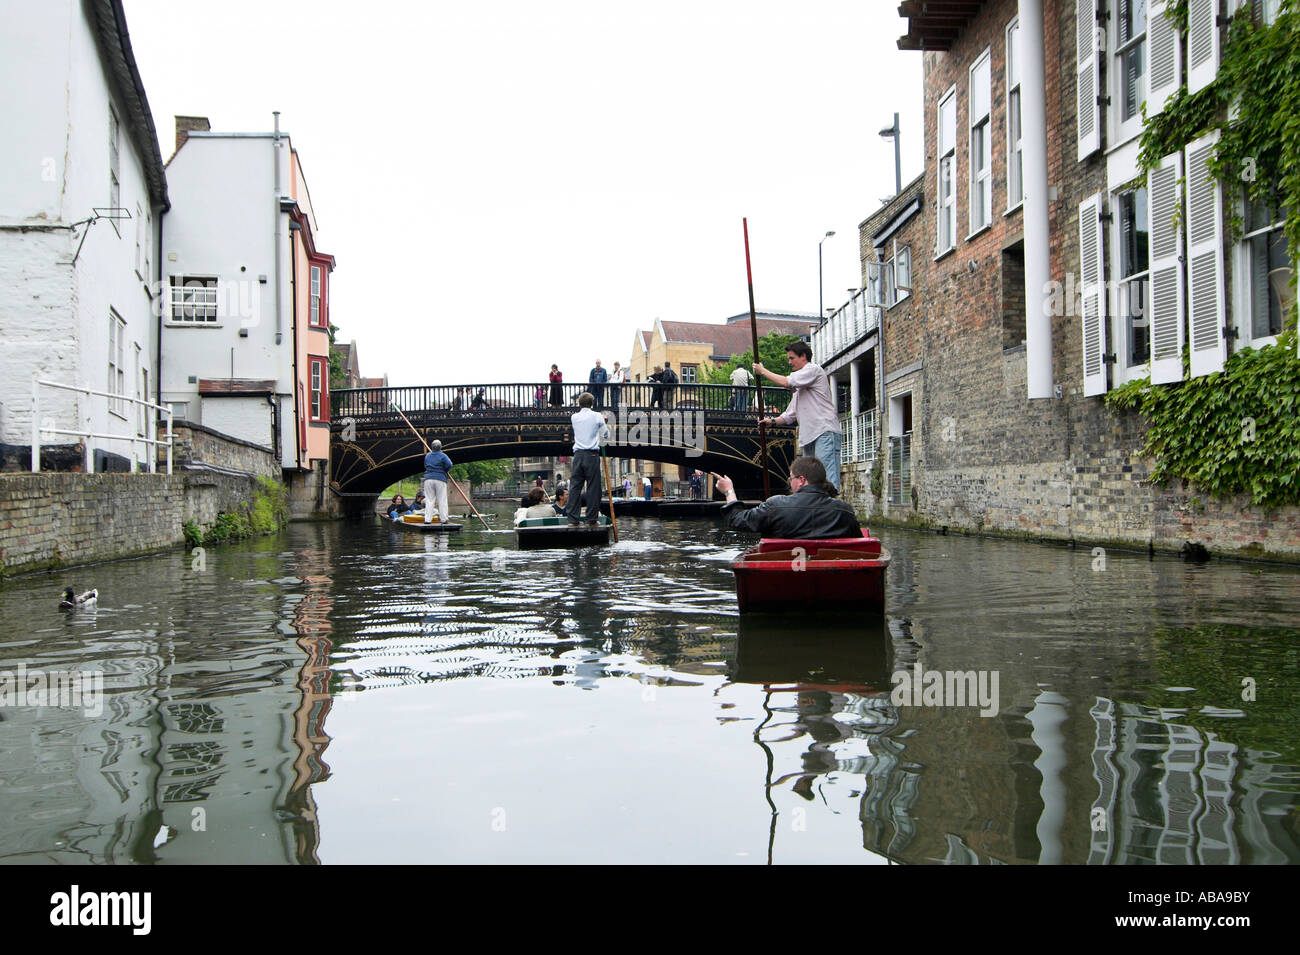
[{"left": 124, "top": 0, "right": 923, "bottom": 386}]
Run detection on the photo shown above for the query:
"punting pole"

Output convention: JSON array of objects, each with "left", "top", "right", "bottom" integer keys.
[
  {"left": 389, "top": 401, "right": 491, "bottom": 530},
  {"left": 743, "top": 218, "right": 772, "bottom": 499},
  {"left": 601, "top": 445, "right": 619, "bottom": 543}
]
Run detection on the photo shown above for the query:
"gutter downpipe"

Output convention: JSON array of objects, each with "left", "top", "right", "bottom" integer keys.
[
  {"left": 273, "top": 111, "right": 285, "bottom": 471},
  {"left": 1020, "top": 0, "right": 1053, "bottom": 399}
]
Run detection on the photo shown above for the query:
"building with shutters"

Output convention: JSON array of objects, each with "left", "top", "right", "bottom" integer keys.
[{"left": 880, "top": 0, "right": 1298, "bottom": 557}]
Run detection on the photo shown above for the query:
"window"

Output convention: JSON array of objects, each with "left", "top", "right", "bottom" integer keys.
[
  {"left": 109, "top": 107, "right": 121, "bottom": 236},
  {"left": 309, "top": 357, "right": 328, "bottom": 421},
  {"left": 310, "top": 265, "right": 323, "bottom": 327},
  {"left": 170, "top": 276, "right": 218, "bottom": 323},
  {"left": 680, "top": 363, "right": 698, "bottom": 384},
  {"left": 882, "top": 243, "right": 911, "bottom": 307},
  {"left": 937, "top": 87, "right": 957, "bottom": 253},
  {"left": 1112, "top": 0, "right": 1148, "bottom": 144},
  {"left": 1113, "top": 186, "right": 1151, "bottom": 378},
  {"left": 895, "top": 245, "right": 911, "bottom": 302},
  {"left": 1238, "top": 191, "right": 1291, "bottom": 346},
  {"left": 969, "top": 50, "right": 992, "bottom": 233},
  {"left": 108, "top": 312, "right": 126, "bottom": 417},
  {"left": 1007, "top": 18, "right": 1024, "bottom": 209}
]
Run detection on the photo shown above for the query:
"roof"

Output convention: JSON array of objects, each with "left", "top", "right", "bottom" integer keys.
[
  {"left": 897, "top": 0, "right": 989, "bottom": 51},
  {"left": 88, "top": 0, "right": 169, "bottom": 210},
  {"left": 359, "top": 376, "right": 388, "bottom": 389},
  {"left": 199, "top": 379, "right": 277, "bottom": 395},
  {"left": 659, "top": 316, "right": 815, "bottom": 361},
  {"left": 639, "top": 330, "right": 652, "bottom": 350}
]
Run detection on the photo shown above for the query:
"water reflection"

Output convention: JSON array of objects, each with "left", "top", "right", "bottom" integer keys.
[{"left": 0, "top": 508, "right": 1296, "bottom": 864}]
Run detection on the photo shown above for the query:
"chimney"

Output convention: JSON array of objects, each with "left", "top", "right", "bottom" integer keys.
[{"left": 174, "top": 115, "right": 211, "bottom": 156}]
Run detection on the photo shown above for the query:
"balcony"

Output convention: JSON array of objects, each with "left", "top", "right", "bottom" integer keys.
[
  {"left": 840, "top": 409, "right": 878, "bottom": 466},
  {"left": 813, "top": 286, "right": 880, "bottom": 365}
]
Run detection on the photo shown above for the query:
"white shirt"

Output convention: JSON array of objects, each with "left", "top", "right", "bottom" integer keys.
[
  {"left": 610, "top": 367, "right": 627, "bottom": 383},
  {"left": 776, "top": 362, "right": 838, "bottom": 448},
  {"left": 571, "top": 407, "right": 611, "bottom": 450},
  {"left": 642, "top": 477, "right": 651, "bottom": 487},
  {"left": 730, "top": 366, "right": 753, "bottom": 387}
]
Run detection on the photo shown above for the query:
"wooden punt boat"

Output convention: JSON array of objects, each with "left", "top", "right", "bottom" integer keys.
[
  {"left": 730, "top": 533, "right": 889, "bottom": 613},
  {"left": 381, "top": 513, "right": 463, "bottom": 533},
  {"left": 515, "top": 514, "right": 612, "bottom": 549}
]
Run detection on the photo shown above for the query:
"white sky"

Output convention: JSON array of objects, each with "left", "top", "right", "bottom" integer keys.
[{"left": 123, "top": 0, "right": 923, "bottom": 386}]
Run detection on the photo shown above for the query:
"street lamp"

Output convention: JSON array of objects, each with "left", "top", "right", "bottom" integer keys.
[
  {"left": 879, "top": 112, "right": 901, "bottom": 196},
  {"left": 819, "top": 230, "right": 836, "bottom": 325}
]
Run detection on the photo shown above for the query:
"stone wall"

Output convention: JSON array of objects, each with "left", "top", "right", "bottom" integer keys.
[
  {"left": 0, "top": 471, "right": 262, "bottom": 577},
  {"left": 168, "top": 420, "right": 279, "bottom": 480}
]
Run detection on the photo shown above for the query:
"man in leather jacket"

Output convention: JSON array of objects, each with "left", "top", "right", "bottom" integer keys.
[{"left": 712, "top": 456, "right": 861, "bottom": 539}]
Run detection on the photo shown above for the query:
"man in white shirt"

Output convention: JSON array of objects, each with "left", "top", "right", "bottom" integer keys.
[
  {"left": 754, "top": 340, "right": 842, "bottom": 491},
  {"left": 609, "top": 361, "right": 627, "bottom": 408},
  {"left": 565, "top": 391, "right": 612, "bottom": 525},
  {"left": 729, "top": 364, "right": 754, "bottom": 412}
]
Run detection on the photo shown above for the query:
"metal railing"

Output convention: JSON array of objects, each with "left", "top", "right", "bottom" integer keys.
[
  {"left": 32, "top": 378, "right": 173, "bottom": 473},
  {"left": 812, "top": 284, "right": 880, "bottom": 363},
  {"left": 889, "top": 433, "right": 911, "bottom": 506},
  {"left": 330, "top": 381, "right": 792, "bottom": 421},
  {"left": 840, "top": 410, "right": 878, "bottom": 465}
]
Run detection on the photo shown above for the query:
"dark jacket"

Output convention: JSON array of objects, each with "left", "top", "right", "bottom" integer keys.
[{"left": 723, "top": 485, "right": 861, "bottom": 539}]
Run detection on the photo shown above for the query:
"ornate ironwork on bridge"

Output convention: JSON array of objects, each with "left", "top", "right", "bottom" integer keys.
[{"left": 329, "top": 381, "right": 795, "bottom": 501}]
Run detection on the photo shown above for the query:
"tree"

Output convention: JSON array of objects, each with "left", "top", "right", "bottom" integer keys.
[
  {"left": 450, "top": 459, "right": 512, "bottom": 488},
  {"left": 702, "top": 331, "right": 800, "bottom": 411}
]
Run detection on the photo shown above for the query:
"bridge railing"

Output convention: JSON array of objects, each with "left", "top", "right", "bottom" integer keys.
[{"left": 331, "top": 382, "right": 792, "bottom": 421}]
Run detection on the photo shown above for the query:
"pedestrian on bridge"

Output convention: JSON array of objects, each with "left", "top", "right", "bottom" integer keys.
[
  {"left": 610, "top": 361, "right": 626, "bottom": 408},
  {"left": 730, "top": 364, "right": 754, "bottom": 413},
  {"left": 565, "top": 392, "right": 611, "bottom": 525},
  {"left": 422, "top": 439, "right": 453, "bottom": 525},
  {"left": 589, "top": 360, "right": 608, "bottom": 409},
  {"left": 549, "top": 365, "right": 564, "bottom": 407}
]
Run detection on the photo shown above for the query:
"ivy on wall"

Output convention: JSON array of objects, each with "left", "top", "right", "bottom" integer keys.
[
  {"left": 1117, "top": 2, "right": 1300, "bottom": 506},
  {"left": 1105, "top": 329, "right": 1300, "bottom": 506}
]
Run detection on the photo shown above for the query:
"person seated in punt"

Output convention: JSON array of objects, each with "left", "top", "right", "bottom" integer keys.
[
  {"left": 386, "top": 494, "right": 410, "bottom": 520},
  {"left": 410, "top": 492, "right": 427, "bottom": 516},
  {"left": 712, "top": 456, "right": 860, "bottom": 539},
  {"left": 518, "top": 487, "right": 560, "bottom": 521},
  {"left": 552, "top": 487, "right": 569, "bottom": 516}
]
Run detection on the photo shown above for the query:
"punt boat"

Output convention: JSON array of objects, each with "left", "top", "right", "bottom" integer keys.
[
  {"left": 730, "top": 532, "right": 890, "bottom": 613},
  {"left": 515, "top": 514, "right": 612, "bottom": 549},
  {"left": 381, "top": 512, "right": 463, "bottom": 533}
]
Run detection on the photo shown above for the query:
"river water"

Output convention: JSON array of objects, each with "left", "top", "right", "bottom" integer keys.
[{"left": 1, "top": 503, "right": 1297, "bottom": 865}]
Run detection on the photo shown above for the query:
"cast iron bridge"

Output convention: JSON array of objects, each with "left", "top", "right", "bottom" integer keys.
[{"left": 329, "top": 381, "right": 795, "bottom": 508}]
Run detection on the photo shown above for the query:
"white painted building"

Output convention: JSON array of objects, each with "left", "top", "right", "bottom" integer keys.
[
  {"left": 0, "top": 0, "right": 169, "bottom": 471},
  {"left": 161, "top": 118, "right": 335, "bottom": 474}
]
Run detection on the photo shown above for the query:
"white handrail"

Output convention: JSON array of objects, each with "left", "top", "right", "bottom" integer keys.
[{"left": 31, "top": 377, "right": 173, "bottom": 474}]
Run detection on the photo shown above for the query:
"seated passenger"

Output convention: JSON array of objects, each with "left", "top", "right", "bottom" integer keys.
[
  {"left": 713, "top": 456, "right": 861, "bottom": 539},
  {"left": 522, "top": 487, "right": 559, "bottom": 519},
  {"left": 386, "top": 494, "right": 409, "bottom": 520},
  {"left": 552, "top": 488, "right": 569, "bottom": 516},
  {"left": 410, "top": 492, "right": 427, "bottom": 515}
]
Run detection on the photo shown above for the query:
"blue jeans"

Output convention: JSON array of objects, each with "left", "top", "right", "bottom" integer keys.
[
  {"left": 804, "top": 430, "right": 842, "bottom": 491},
  {"left": 734, "top": 388, "right": 749, "bottom": 412}
]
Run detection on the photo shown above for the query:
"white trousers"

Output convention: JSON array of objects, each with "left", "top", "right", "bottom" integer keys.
[{"left": 423, "top": 478, "right": 449, "bottom": 524}]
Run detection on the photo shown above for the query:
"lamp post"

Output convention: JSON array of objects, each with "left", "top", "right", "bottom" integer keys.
[
  {"left": 818, "top": 230, "right": 836, "bottom": 326},
  {"left": 879, "top": 112, "right": 901, "bottom": 196}
]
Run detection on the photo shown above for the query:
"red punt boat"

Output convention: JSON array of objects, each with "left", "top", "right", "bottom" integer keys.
[{"left": 730, "top": 532, "right": 890, "bottom": 614}]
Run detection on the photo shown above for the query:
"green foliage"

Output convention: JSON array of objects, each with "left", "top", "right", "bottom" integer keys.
[
  {"left": 1163, "top": 0, "right": 1189, "bottom": 33},
  {"left": 195, "top": 477, "right": 289, "bottom": 546},
  {"left": 381, "top": 476, "right": 422, "bottom": 499},
  {"left": 1104, "top": 330, "right": 1300, "bottom": 506},
  {"left": 870, "top": 454, "right": 883, "bottom": 500},
  {"left": 329, "top": 348, "right": 345, "bottom": 389},
  {"left": 451, "top": 459, "right": 512, "bottom": 487},
  {"left": 702, "top": 330, "right": 799, "bottom": 411},
  {"left": 1139, "top": 2, "right": 1300, "bottom": 265}
]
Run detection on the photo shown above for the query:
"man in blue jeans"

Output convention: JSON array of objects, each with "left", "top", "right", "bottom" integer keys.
[{"left": 754, "top": 341, "right": 842, "bottom": 492}]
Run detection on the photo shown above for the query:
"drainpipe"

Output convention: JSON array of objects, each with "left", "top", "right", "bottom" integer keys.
[
  {"left": 266, "top": 393, "right": 279, "bottom": 460},
  {"left": 1020, "top": 0, "right": 1053, "bottom": 399},
  {"left": 290, "top": 223, "right": 301, "bottom": 470},
  {"left": 273, "top": 111, "right": 283, "bottom": 349}
]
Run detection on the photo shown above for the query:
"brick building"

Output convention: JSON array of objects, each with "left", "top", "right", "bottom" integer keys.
[{"left": 830, "top": 0, "right": 1299, "bottom": 558}]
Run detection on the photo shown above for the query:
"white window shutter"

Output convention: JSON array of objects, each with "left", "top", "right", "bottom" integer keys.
[
  {"left": 1080, "top": 194, "right": 1109, "bottom": 396},
  {"left": 1077, "top": 0, "right": 1102, "bottom": 160},
  {"left": 1188, "top": 0, "right": 1221, "bottom": 93},
  {"left": 1148, "top": 152, "right": 1186, "bottom": 384},
  {"left": 1148, "top": 1, "right": 1183, "bottom": 116},
  {"left": 1185, "top": 132, "right": 1226, "bottom": 377}
]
